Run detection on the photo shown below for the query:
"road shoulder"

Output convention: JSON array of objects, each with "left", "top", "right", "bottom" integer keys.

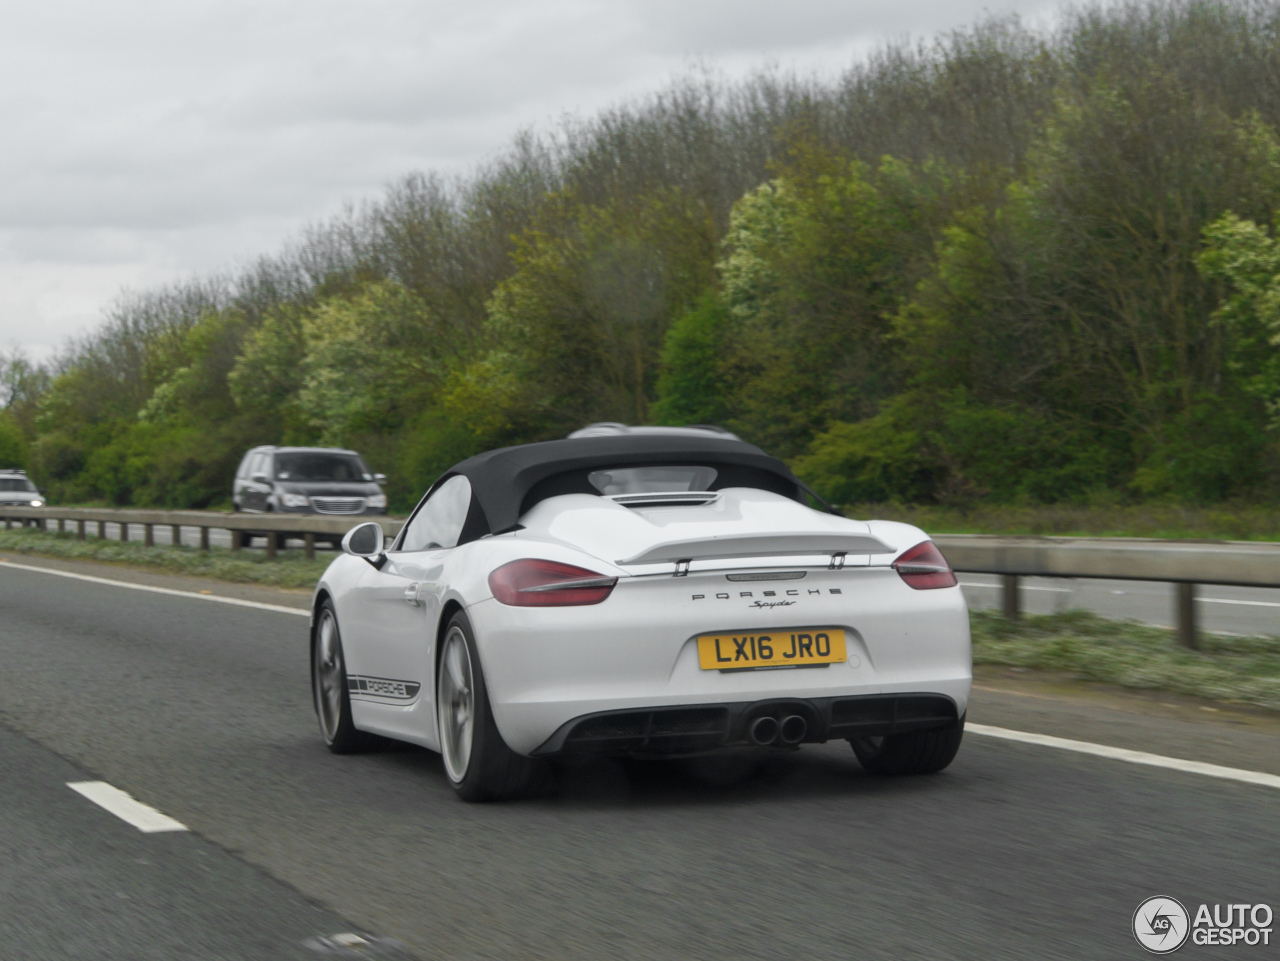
[
  {"left": 0, "top": 552, "right": 312, "bottom": 610},
  {"left": 971, "top": 664, "right": 1280, "bottom": 775}
]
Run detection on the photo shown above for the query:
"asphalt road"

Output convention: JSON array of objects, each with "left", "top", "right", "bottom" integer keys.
[
  {"left": 1, "top": 562, "right": 1277, "bottom": 960},
  {"left": 0, "top": 725, "right": 378, "bottom": 961},
  {"left": 960, "top": 573, "right": 1280, "bottom": 636}
]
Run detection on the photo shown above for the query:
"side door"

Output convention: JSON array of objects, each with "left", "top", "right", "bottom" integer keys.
[
  {"left": 342, "top": 475, "right": 473, "bottom": 748},
  {"left": 241, "top": 451, "right": 271, "bottom": 512}
]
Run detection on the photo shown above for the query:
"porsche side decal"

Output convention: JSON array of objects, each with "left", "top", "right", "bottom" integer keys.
[{"left": 347, "top": 675, "right": 421, "bottom": 700}]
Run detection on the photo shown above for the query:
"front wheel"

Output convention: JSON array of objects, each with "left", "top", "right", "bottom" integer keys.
[
  {"left": 850, "top": 717, "right": 965, "bottom": 775},
  {"left": 437, "top": 612, "right": 544, "bottom": 801}
]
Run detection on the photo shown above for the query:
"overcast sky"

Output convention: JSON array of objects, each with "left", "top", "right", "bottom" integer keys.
[{"left": 0, "top": 0, "right": 1058, "bottom": 361}]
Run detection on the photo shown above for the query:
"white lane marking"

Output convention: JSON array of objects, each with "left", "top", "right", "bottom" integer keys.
[
  {"left": 958, "top": 582, "right": 1072, "bottom": 593},
  {"left": 967, "top": 723, "right": 1280, "bottom": 790},
  {"left": 67, "top": 781, "right": 188, "bottom": 833},
  {"left": 1198, "top": 596, "right": 1280, "bottom": 608},
  {"left": 0, "top": 558, "right": 310, "bottom": 617}
]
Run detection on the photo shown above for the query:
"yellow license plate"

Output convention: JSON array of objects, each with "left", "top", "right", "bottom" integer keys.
[{"left": 697, "top": 628, "right": 846, "bottom": 671}]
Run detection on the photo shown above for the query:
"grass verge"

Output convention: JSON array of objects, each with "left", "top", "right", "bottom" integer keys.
[
  {"left": 845, "top": 502, "right": 1280, "bottom": 541},
  {"left": 0, "top": 527, "right": 329, "bottom": 589},
  {"left": 972, "top": 609, "right": 1280, "bottom": 712}
]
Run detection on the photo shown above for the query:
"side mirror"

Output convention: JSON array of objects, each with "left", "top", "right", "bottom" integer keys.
[
  {"left": 342, "top": 522, "right": 385, "bottom": 563},
  {"left": 252, "top": 472, "right": 270, "bottom": 485},
  {"left": 373, "top": 473, "right": 387, "bottom": 485}
]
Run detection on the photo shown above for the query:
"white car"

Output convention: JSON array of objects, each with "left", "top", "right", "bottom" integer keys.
[
  {"left": 0, "top": 468, "right": 45, "bottom": 508},
  {"left": 310, "top": 425, "right": 971, "bottom": 800}
]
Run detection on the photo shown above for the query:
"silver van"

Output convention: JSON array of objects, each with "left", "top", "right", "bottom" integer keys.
[{"left": 232, "top": 446, "right": 387, "bottom": 546}]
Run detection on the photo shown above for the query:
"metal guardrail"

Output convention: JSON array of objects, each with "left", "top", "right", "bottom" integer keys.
[
  {"left": 934, "top": 534, "right": 1280, "bottom": 648},
  {"left": 0, "top": 506, "right": 405, "bottom": 561},
  {"left": 1, "top": 508, "right": 1275, "bottom": 647}
]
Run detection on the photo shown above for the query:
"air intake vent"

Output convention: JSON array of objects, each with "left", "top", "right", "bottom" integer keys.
[{"left": 610, "top": 491, "right": 720, "bottom": 509}]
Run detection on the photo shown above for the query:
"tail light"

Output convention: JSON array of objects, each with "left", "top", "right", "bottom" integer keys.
[
  {"left": 892, "top": 541, "right": 957, "bottom": 590},
  {"left": 489, "top": 559, "right": 618, "bottom": 606}
]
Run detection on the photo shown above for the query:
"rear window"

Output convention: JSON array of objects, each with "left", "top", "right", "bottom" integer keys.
[
  {"left": 0, "top": 477, "right": 35, "bottom": 492},
  {"left": 521, "top": 462, "right": 800, "bottom": 515},
  {"left": 588, "top": 466, "right": 717, "bottom": 495},
  {"left": 274, "top": 453, "right": 371, "bottom": 482}
]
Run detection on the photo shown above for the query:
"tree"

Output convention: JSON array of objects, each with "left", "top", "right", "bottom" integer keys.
[{"left": 1199, "top": 211, "right": 1280, "bottom": 427}]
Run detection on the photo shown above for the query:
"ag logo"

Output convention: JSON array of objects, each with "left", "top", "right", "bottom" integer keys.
[{"left": 1133, "top": 896, "right": 1190, "bottom": 954}]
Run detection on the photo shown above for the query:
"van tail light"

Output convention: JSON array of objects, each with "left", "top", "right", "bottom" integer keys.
[
  {"left": 489, "top": 559, "right": 618, "bottom": 606},
  {"left": 892, "top": 541, "right": 957, "bottom": 590}
]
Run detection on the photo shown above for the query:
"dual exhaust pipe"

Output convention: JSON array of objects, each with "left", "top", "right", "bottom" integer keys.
[{"left": 748, "top": 714, "right": 807, "bottom": 746}]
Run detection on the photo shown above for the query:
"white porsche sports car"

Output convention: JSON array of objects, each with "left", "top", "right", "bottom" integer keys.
[{"left": 311, "top": 425, "right": 970, "bottom": 800}]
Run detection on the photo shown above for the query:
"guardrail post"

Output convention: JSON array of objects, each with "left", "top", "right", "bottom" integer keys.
[
  {"left": 1176, "top": 582, "right": 1198, "bottom": 650},
  {"left": 304, "top": 532, "right": 315, "bottom": 561},
  {"left": 57, "top": 518, "right": 65, "bottom": 533},
  {"left": 97, "top": 520, "right": 106, "bottom": 539},
  {"left": 1001, "top": 574, "right": 1021, "bottom": 619},
  {"left": 3, "top": 516, "right": 8, "bottom": 529},
  {"left": 230, "top": 528, "right": 241, "bottom": 552},
  {"left": 199, "top": 527, "right": 210, "bottom": 551},
  {"left": 119, "top": 521, "right": 128, "bottom": 543},
  {"left": 144, "top": 523, "right": 154, "bottom": 547},
  {"left": 77, "top": 519, "right": 85, "bottom": 540},
  {"left": 266, "top": 532, "right": 277, "bottom": 560},
  {"left": 171, "top": 524, "right": 181, "bottom": 547}
]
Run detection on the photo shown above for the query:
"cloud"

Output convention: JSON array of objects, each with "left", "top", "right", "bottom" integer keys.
[{"left": 0, "top": 0, "right": 1057, "bottom": 358}]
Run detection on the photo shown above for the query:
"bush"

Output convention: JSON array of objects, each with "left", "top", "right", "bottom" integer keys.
[{"left": 796, "top": 405, "right": 940, "bottom": 504}]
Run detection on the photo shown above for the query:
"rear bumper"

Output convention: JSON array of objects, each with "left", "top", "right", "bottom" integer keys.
[
  {"left": 468, "top": 567, "right": 971, "bottom": 755},
  {"left": 532, "top": 693, "right": 960, "bottom": 757}
]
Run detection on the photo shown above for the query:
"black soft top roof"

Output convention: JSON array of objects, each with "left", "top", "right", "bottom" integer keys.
[{"left": 435, "top": 434, "right": 807, "bottom": 541}]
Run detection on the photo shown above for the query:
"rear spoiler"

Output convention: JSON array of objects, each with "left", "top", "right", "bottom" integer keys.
[{"left": 618, "top": 532, "right": 894, "bottom": 566}]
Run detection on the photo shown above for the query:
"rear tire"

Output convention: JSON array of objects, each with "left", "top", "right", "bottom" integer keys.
[
  {"left": 437, "top": 611, "right": 544, "bottom": 801},
  {"left": 850, "top": 717, "right": 965, "bottom": 775},
  {"left": 312, "top": 600, "right": 376, "bottom": 754}
]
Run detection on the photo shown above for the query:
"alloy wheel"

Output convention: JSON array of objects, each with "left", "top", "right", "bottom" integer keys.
[
  {"left": 438, "top": 627, "right": 475, "bottom": 782},
  {"left": 315, "top": 611, "right": 345, "bottom": 742}
]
